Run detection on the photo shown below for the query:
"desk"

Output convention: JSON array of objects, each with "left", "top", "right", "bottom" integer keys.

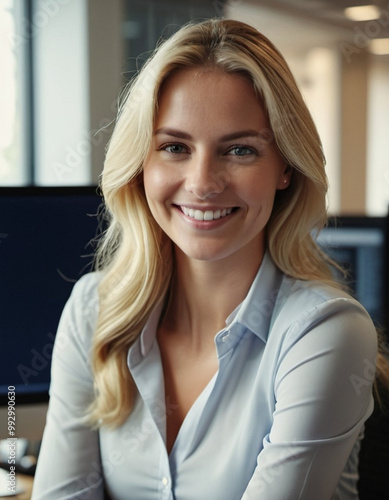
[{"left": 15, "top": 474, "right": 33, "bottom": 500}]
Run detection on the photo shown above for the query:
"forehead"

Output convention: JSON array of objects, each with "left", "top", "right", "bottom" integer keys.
[
  {"left": 155, "top": 67, "right": 269, "bottom": 131},
  {"left": 158, "top": 67, "right": 257, "bottom": 102}
]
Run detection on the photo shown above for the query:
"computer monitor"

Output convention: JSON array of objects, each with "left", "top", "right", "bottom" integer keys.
[
  {"left": 0, "top": 186, "right": 103, "bottom": 408},
  {"left": 317, "top": 215, "right": 389, "bottom": 334}
]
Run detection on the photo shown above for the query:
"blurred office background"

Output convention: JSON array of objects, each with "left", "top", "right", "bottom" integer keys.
[
  {"left": 1, "top": 0, "right": 389, "bottom": 215},
  {"left": 1, "top": 4, "right": 388, "bottom": 496}
]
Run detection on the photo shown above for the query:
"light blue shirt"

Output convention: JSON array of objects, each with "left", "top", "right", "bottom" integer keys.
[{"left": 32, "top": 253, "right": 377, "bottom": 500}]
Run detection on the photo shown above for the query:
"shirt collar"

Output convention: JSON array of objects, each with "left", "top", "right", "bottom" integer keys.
[
  {"left": 131, "top": 251, "right": 283, "bottom": 365},
  {"left": 140, "top": 300, "right": 164, "bottom": 357},
  {"left": 128, "top": 300, "right": 164, "bottom": 367},
  {"left": 225, "top": 252, "right": 283, "bottom": 343}
]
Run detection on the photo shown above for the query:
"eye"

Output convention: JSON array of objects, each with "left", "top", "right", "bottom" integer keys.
[
  {"left": 227, "top": 146, "right": 256, "bottom": 157},
  {"left": 160, "top": 143, "right": 188, "bottom": 154}
]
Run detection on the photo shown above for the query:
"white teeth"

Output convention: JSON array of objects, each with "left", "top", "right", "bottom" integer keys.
[
  {"left": 194, "top": 210, "right": 203, "bottom": 221},
  {"left": 181, "top": 207, "right": 233, "bottom": 221}
]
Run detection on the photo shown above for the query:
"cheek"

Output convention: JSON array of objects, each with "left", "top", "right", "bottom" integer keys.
[
  {"left": 143, "top": 163, "right": 168, "bottom": 200},
  {"left": 237, "top": 176, "right": 279, "bottom": 209},
  {"left": 143, "top": 162, "right": 182, "bottom": 217}
]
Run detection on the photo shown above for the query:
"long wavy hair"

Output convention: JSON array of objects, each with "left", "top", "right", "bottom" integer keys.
[{"left": 88, "top": 18, "right": 340, "bottom": 428}]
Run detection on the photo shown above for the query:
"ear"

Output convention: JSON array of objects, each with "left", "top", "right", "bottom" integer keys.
[{"left": 276, "top": 164, "right": 292, "bottom": 190}]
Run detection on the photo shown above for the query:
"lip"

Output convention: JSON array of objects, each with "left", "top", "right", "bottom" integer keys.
[{"left": 177, "top": 204, "right": 234, "bottom": 209}]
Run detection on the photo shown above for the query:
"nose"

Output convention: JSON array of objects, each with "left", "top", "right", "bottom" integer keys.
[{"left": 185, "top": 154, "right": 229, "bottom": 200}]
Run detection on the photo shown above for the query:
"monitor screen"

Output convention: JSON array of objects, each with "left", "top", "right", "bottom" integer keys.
[
  {"left": 0, "top": 187, "right": 103, "bottom": 405},
  {"left": 317, "top": 216, "right": 388, "bottom": 333}
]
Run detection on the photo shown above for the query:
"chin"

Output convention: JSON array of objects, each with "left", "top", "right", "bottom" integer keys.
[{"left": 175, "top": 242, "right": 240, "bottom": 263}]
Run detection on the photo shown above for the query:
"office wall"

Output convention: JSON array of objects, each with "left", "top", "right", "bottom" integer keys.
[
  {"left": 367, "top": 55, "right": 389, "bottom": 215},
  {"left": 31, "top": 0, "right": 389, "bottom": 213},
  {"left": 340, "top": 50, "right": 369, "bottom": 214},
  {"left": 87, "top": 0, "right": 125, "bottom": 184},
  {"left": 32, "top": 0, "right": 125, "bottom": 186},
  {"left": 33, "top": 0, "right": 90, "bottom": 185}
]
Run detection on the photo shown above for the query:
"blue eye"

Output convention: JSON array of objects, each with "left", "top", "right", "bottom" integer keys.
[
  {"left": 228, "top": 146, "right": 255, "bottom": 156},
  {"left": 164, "top": 144, "right": 186, "bottom": 154}
]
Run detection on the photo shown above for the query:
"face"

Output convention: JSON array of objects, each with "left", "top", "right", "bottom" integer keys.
[{"left": 143, "top": 67, "right": 291, "bottom": 266}]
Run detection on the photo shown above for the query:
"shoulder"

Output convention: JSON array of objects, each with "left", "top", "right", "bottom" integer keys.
[
  {"left": 55, "top": 271, "right": 103, "bottom": 355},
  {"left": 70, "top": 271, "right": 102, "bottom": 300},
  {"left": 270, "top": 275, "right": 377, "bottom": 354},
  {"left": 268, "top": 277, "right": 378, "bottom": 420},
  {"left": 66, "top": 271, "right": 102, "bottom": 315},
  {"left": 274, "top": 274, "right": 369, "bottom": 324}
]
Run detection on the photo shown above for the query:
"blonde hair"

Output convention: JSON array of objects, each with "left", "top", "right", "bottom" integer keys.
[{"left": 88, "top": 18, "right": 336, "bottom": 428}]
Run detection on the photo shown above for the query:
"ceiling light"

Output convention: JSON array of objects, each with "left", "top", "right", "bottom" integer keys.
[
  {"left": 344, "top": 5, "right": 381, "bottom": 21},
  {"left": 369, "top": 38, "right": 389, "bottom": 54}
]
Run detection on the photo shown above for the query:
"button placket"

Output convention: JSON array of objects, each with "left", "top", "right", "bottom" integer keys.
[{"left": 160, "top": 475, "right": 172, "bottom": 498}]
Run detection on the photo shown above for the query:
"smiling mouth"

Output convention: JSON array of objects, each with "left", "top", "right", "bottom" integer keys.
[{"left": 180, "top": 206, "right": 235, "bottom": 221}]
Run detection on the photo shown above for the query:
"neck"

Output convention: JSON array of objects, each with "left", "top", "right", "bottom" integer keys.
[{"left": 162, "top": 245, "right": 264, "bottom": 347}]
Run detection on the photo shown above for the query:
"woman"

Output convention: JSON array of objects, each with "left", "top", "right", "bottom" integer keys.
[{"left": 32, "top": 19, "right": 377, "bottom": 499}]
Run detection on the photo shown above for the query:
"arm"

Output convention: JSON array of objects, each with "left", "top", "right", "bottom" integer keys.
[
  {"left": 242, "top": 299, "right": 377, "bottom": 500},
  {"left": 32, "top": 274, "right": 104, "bottom": 500}
]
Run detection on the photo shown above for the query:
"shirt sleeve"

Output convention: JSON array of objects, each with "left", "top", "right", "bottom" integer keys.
[
  {"left": 31, "top": 273, "right": 104, "bottom": 500},
  {"left": 242, "top": 298, "right": 377, "bottom": 500}
]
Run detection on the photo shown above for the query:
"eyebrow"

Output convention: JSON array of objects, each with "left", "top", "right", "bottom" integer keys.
[{"left": 154, "top": 127, "right": 266, "bottom": 142}]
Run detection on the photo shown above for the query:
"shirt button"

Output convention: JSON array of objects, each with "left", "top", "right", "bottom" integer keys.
[
  {"left": 162, "top": 477, "right": 170, "bottom": 488},
  {"left": 220, "top": 331, "right": 230, "bottom": 342}
]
